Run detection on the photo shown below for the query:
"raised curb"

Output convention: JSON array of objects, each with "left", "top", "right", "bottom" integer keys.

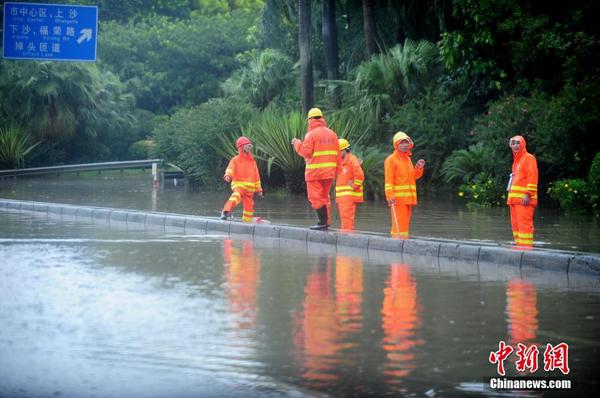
[
  {"left": 92, "top": 208, "right": 111, "bottom": 225},
  {"left": 439, "top": 242, "right": 481, "bottom": 263},
  {"left": 479, "top": 246, "right": 523, "bottom": 267},
  {"left": 185, "top": 218, "right": 207, "bottom": 233},
  {"left": 337, "top": 232, "right": 369, "bottom": 250},
  {"left": 230, "top": 222, "right": 255, "bottom": 236},
  {"left": 569, "top": 255, "right": 600, "bottom": 276},
  {"left": 1, "top": 198, "right": 599, "bottom": 277},
  {"left": 164, "top": 215, "right": 186, "bottom": 232},
  {"left": 145, "top": 213, "right": 166, "bottom": 230}
]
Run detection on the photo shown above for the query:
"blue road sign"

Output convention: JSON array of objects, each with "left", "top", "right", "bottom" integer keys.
[{"left": 2, "top": 2, "right": 98, "bottom": 62}]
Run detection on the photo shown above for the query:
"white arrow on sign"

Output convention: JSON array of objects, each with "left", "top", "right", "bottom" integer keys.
[{"left": 77, "top": 29, "right": 93, "bottom": 44}]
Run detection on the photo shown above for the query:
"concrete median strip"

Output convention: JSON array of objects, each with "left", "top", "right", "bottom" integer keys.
[{"left": 1, "top": 198, "right": 599, "bottom": 276}]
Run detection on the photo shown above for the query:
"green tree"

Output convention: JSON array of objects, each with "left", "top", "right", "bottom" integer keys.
[
  {"left": 221, "top": 49, "right": 297, "bottom": 109},
  {"left": 99, "top": 10, "right": 257, "bottom": 113}
]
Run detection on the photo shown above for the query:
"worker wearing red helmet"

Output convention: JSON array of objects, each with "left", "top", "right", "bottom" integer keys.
[{"left": 220, "top": 136, "right": 263, "bottom": 222}]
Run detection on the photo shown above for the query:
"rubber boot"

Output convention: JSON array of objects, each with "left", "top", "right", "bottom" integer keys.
[
  {"left": 309, "top": 206, "right": 328, "bottom": 230},
  {"left": 220, "top": 210, "right": 231, "bottom": 220}
]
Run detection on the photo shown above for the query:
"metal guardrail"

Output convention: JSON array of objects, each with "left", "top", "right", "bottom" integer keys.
[{"left": 0, "top": 159, "right": 164, "bottom": 177}]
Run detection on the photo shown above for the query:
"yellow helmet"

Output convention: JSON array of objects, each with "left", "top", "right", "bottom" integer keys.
[
  {"left": 392, "top": 131, "right": 413, "bottom": 147},
  {"left": 307, "top": 107, "right": 323, "bottom": 119},
  {"left": 338, "top": 138, "right": 350, "bottom": 151}
]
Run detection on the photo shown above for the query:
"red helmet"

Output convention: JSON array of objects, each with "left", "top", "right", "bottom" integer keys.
[{"left": 236, "top": 136, "right": 252, "bottom": 149}]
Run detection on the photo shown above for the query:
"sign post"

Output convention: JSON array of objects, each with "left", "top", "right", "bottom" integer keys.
[{"left": 2, "top": 2, "right": 98, "bottom": 62}]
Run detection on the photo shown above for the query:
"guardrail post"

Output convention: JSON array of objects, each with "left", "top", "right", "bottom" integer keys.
[{"left": 152, "top": 162, "right": 159, "bottom": 188}]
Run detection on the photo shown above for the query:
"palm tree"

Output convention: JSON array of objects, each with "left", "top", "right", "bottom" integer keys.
[
  {"left": 322, "top": 0, "right": 340, "bottom": 107},
  {"left": 441, "top": 144, "right": 492, "bottom": 184},
  {"left": 221, "top": 49, "right": 296, "bottom": 109},
  {"left": 298, "top": 0, "right": 313, "bottom": 113},
  {"left": 345, "top": 39, "right": 442, "bottom": 121},
  {"left": 362, "top": 0, "right": 377, "bottom": 57}
]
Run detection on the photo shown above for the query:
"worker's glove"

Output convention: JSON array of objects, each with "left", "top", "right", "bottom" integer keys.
[
  {"left": 223, "top": 175, "right": 232, "bottom": 182},
  {"left": 257, "top": 191, "right": 264, "bottom": 199}
]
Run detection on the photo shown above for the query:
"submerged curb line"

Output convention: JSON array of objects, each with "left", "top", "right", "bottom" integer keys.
[{"left": 2, "top": 198, "right": 599, "bottom": 276}]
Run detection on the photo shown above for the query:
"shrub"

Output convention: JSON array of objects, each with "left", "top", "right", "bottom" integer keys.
[
  {"left": 0, "top": 125, "right": 40, "bottom": 169},
  {"left": 588, "top": 152, "right": 600, "bottom": 193},
  {"left": 442, "top": 144, "right": 491, "bottom": 184},
  {"left": 152, "top": 98, "right": 255, "bottom": 185},
  {"left": 458, "top": 172, "right": 505, "bottom": 208},
  {"left": 547, "top": 179, "right": 591, "bottom": 213},
  {"left": 128, "top": 139, "right": 156, "bottom": 160},
  {"left": 385, "top": 89, "right": 467, "bottom": 183}
]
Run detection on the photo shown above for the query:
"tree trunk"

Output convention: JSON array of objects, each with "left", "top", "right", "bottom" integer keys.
[
  {"left": 298, "top": 0, "right": 313, "bottom": 114},
  {"left": 362, "top": 0, "right": 377, "bottom": 58},
  {"left": 322, "top": 0, "right": 340, "bottom": 107}
]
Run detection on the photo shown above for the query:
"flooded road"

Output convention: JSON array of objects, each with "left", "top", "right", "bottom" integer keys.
[
  {"left": 1, "top": 174, "right": 599, "bottom": 252},
  {"left": 1, "top": 212, "right": 599, "bottom": 397}
]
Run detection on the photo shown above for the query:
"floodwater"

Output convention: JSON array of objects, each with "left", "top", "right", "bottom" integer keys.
[
  {"left": 1, "top": 212, "right": 599, "bottom": 398},
  {"left": 0, "top": 174, "right": 599, "bottom": 252}
]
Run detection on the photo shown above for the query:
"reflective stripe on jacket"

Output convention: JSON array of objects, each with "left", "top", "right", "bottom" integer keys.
[
  {"left": 225, "top": 151, "right": 262, "bottom": 193},
  {"left": 384, "top": 150, "right": 423, "bottom": 205},
  {"left": 335, "top": 153, "right": 364, "bottom": 203},
  {"left": 507, "top": 136, "right": 538, "bottom": 206},
  {"left": 294, "top": 118, "right": 339, "bottom": 181}
]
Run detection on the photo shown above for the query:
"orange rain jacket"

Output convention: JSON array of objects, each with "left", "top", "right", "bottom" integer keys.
[
  {"left": 224, "top": 148, "right": 262, "bottom": 194},
  {"left": 335, "top": 153, "right": 364, "bottom": 203},
  {"left": 507, "top": 135, "right": 538, "bottom": 207},
  {"left": 384, "top": 147, "right": 423, "bottom": 205},
  {"left": 293, "top": 118, "right": 339, "bottom": 181}
]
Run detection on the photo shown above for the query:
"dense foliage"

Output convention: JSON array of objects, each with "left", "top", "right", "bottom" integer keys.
[{"left": 1, "top": 0, "right": 599, "bottom": 213}]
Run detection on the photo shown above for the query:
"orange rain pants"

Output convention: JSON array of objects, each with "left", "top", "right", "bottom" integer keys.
[
  {"left": 509, "top": 204, "right": 534, "bottom": 247},
  {"left": 389, "top": 204, "right": 412, "bottom": 239},
  {"left": 223, "top": 189, "right": 255, "bottom": 222},
  {"left": 337, "top": 202, "right": 356, "bottom": 231},
  {"left": 307, "top": 179, "right": 334, "bottom": 224}
]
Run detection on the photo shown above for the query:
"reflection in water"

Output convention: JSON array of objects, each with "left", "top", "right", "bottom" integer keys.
[
  {"left": 506, "top": 279, "right": 539, "bottom": 344},
  {"left": 335, "top": 255, "right": 364, "bottom": 336},
  {"left": 381, "top": 264, "right": 424, "bottom": 382},
  {"left": 293, "top": 255, "right": 365, "bottom": 388},
  {"left": 222, "top": 239, "right": 261, "bottom": 330}
]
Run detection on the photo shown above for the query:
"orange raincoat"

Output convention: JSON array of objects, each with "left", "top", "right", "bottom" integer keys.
[
  {"left": 294, "top": 118, "right": 339, "bottom": 219},
  {"left": 507, "top": 135, "right": 538, "bottom": 246},
  {"left": 222, "top": 142, "right": 262, "bottom": 222},
  {"left": 335, "top": 153, "right": 364, "bottom": 230},
  {"left": 384, "top": 140, "right": 424, "bottom": 238}
]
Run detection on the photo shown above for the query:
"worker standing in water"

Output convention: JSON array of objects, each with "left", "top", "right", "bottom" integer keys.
[
  {"left": 384, "top": 131, "right": 425, "bottom": 239},
  {"left": 507, "top": 135, "right": 538, "bottom": 247},
  {"left": 292, "top": 108, "right": 339, "bottom": 230},
  {"left": 335, "top": 138, "right": 364, "bottom": 231},
  {"left": 220, "top": 136, "right": 263, "bottom": 222}
]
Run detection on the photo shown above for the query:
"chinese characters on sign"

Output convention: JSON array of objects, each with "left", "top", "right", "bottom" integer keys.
[
  {"left": 489, "top": 341, "right": 570, "bottom": 376},
  {"left": 2, "top": 2, "right": 98, "bottom": 61}
]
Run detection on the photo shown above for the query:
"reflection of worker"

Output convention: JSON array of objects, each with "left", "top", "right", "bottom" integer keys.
[
  {"left": 292, "top": 108, "right": 339, "bottom": 230},
  {"left": 293, "top": 257, "right": 342, "bottom": 387},
  {"left": 220, "top": 136, "right": 263, "bottom": 222},
  {"left": 506, "top": 279, "right": 538, "bottom": 344},
  {"left": 335, "top": 139, "right": 364, "bottom": 231},
  {"left": 222, "top": 239, "right": 261, "bottom": 329},
  {"left": 384, "top": 132, "right": 425, "bottom": 239},
  {"left": 381, "top": 264, "right": 423, "bottom": 381},
  {"left": 335, "top": 255, "right": 364, "bottom": 334},
  {"left": 507, "top": 136, "right": 538, "bottom": 247}
]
